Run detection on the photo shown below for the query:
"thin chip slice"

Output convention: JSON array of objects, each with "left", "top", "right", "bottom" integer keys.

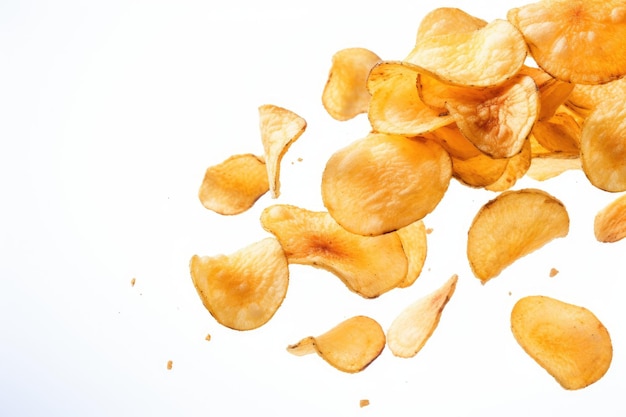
[
  {"left": 567, "top": 77, "right": 626, "bottom": 117},
  {"left": 322, "top": 133, "right": 452, "bottom": 236},
  {"left": 416, "top": 7, "right": 487, "bottom": 40},
  {"left": 387, "top": 274, "right": 458, "bottom": 358},
  {"left": 532, "top": 111, "right": 581, "bottom": 154},
  {"left": 396, "top": 220, "right": 428, "bottom": 288},
  {"left": 259, "top": 104, "right": 307, "bottom": 198},
  {"left": 322, "top": 48, "right": 381, "bottom": 121},
  {"left": 519, "top": 66, "right": 574, "bottom": 121},
  {"left": 260, "top": 204, "right": 408, "bottom": 298},
  {"left": 467, "top": 189, "right": 569, "bottom": 283},
  {"left": 508, "top": 0, "right": 626, "bottom": 85},
  {"left": 511, "top": 295, "right": 612, "bottom": 390},
  {"left": 189, "top": 238, "right": 289, "bottom": 331},
  {"left": 198, "top": 153, "right": 269, "bottom": 215},
  {"left": 526, "top": 153, "right": 581, "bottom": 181},
  {"left": 485, "top": 138, "right": 532, "bottom": 192},
  {"left": 594, "top": 194, "right": 626, "bottom": 243},
  {"left": 287, "top": 316, "right": 385, "bottom": 373},
  {"left": 405, "top": 19, "right": 527, "bottom": 87}
]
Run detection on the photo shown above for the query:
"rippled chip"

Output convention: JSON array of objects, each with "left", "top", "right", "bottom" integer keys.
[
  {"left": 416, "top": 7, "right": 486, "bottom": 40},
  {"left": 322, "top": 133, "right": 452, "bottom": 236},
  {"left": 405, "top": 19, "right": 527, "bottom": 87},
  {"left": 396, "top": 220, "right": 428, "bottom": 288},
  {"left": 594, "top": 194, "right": 626, "bottom": 243},
  {"left": 260, "top": 204, "right": 408, "bottom": 298},
  {"left": 259, "top": 104, "right": 307, "bottom": 198},
  {"left": 189, "top": 238, "right": 289, "bottom": 330},
  {"left": 467, "top": 189, "right": 570, "bottom": 283},
  {"left": 511, "top": 295, "right": 612, "bottom": 390},
  {"left": 322, "top": 48, "right": 381, "bottom": 121},
  {"left": 387, "top": 274, "right": 457, "bottom": 358},
  {"left": 198, "top": 154, "right": 269, "bottom": 215},
  {"left": 287, "top": 316, "right": 385, "bottom": 373},
  {"left": 508, "top": 0, "right": 626, "bottom": 85}
]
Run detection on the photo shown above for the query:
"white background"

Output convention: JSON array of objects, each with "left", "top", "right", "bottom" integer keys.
[{"left": 1, "top": 1, "right": 624, "bottom": 416}]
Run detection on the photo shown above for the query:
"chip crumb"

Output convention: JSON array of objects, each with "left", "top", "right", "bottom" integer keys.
[
  {"left": 205, "top": 334, "right": 211, "bottom": 342},
  {"left": 360, "top": 399, "right": 370, "bottom": 408},
  {"left": 549, "top": 268, "right": 559, "bottom": 277},
  {"left": 509, "top": 291, "right": 512, "bottom": 296},
  {"left": 130, "top": 277, "right": 136, "bottom": 287},
  {"left": 297, "top": 157, "right": 303, "bottom": 162},
  {"left": 426, "top": 227, "right": 434, "bottom": 234},
  {"left": 166, "top": 360, "right": 173, "bottom": 370}
]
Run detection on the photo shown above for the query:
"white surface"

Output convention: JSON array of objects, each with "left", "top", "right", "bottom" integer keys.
[{"left": 1, "top": 1, "right": 624, "bottom": 416}]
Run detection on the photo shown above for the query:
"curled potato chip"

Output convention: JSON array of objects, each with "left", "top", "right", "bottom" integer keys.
[
  {"left": 526, "top": 153, "right": 581, "bottom": 181},
  {"left": 259, "top": 104, "right": 307, "bottom": 198},
  {"left": 287, "top": 315, "right": 385, "bottom": 373},
  {"left": 387, "top": 274, "right": 457, "bottom": 358},
  {"left": 467, "top": 189, "right": 570, "bottom": 283},
  {"left": 396, "top": 220, "right": 428, "bottom": 288},
  {"left": 322, "top": 133, "right": 452, "bottom": 236},
  {"left": 532, "top": 111, "right": 581, "bottom": 154},
  {"left": 594, "top": 194, "right": 626, "bottom": 243},
  {"left": 190, "top": 238, "right": 289, "bottom": 331},
  {"left": 367, "top": 61, "right": 454, "bottom": 136},
  {"left": 416, "top": 7, "right": 486, "bottom": 40},
  {"left": 405, "top": 19, "right": 527, "bottom": 87},
  {"left": 567, "top": 77, "right": 626, "bottom": 117},
  {"left": 519, "top": 66, "right": 574, "bottom": 121},
  {"left": 322, "top": 48, "right": 381, "bottom": 121},
  {"left": 260, "top": 204, "right": 408, "bottom": 298},
  {"left": 508, "top": 0, "right": 626, "bottom": 85},
  {"left": 198, "top": 154, "right": 269, "bottom": 215},
  {"left": 485, "top": 138, "right": 532, "bottom": 192},
  {"left": 511, "top": 295, "right": 612, "bottom": 390}
]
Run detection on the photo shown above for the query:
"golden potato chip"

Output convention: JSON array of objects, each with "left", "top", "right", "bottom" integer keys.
[
  {"left": 322, "top": 48, "right": 381, "bottom": 121},
  {"left": 322, "top": 133, "right": 452, "bottom": 236},
  {"left": 287, "top": 315, "right": 385, "bottom": 373},
  {"left": 198, "top": 153, "right": 269, "bottom": 215},
  {"left": 549, "top": 267, "right": 559, "bottom": 277},
  {"left": 387, "top": 274, "right": 457, "bottom": 358},
  {"left": 416, "top": 7, "right": 486, "bottom": 40},
  {"left": 260, "top": 204, "right": 408, "bottom": 298},
  {"left": 367, "top": 61, "right": 454, "bottom": 136},
  {"left": 532, "top": 111, "right": 581, "bottom": 154},
  {"left": 485, "top": 138, "right": 532, "bottom": 192},
  {"left": 467, "top": 189, "right": 569, "bottom": 283},
  {"left": 405, "top": 19, "right": 527, "bottom": 87},
  {"left": 594, "top": 193, "right": 626, "bottom": 243},
  {"left": 190, "top": 238, "right": 289, "bottom": 331},
  {"left": 511, "top": 295, "right": 612, "bottom": 390},
  {"left": 508, "top": 0, "right": 626, "bottom": 85},
  {"left": 259, "top": 104, "right": 307, "bottom": 198},
  {"left": 567, "top": 76, "right": 626, "bottom": 117},
  {"left": 519, "top": 66, "right": 574, "bottom": 121},
  {"left": 396, "top": 220, "right": 428, "bottom": 288},
  {"left": 526, "top": 153, "right": 581, "bottom": 181}
]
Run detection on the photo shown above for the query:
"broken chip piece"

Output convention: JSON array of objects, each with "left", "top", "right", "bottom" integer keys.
[{"left": 594, "top": 193, "right": 626, "bottom": 243}]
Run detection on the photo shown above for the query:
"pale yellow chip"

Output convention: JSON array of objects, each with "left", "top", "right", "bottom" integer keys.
[
  {"left": 322, "top": 48, "right": 381, "bottom": 121},
  {"left": 198, "top": 153, "right": 269, "bottom": 215},
  {"left": 387, "top": 274, "right": 457, "bottom": 358},
  {"left": 287, "top": 316, "right": 385, "bottom": 373},
  {"left": 396, "top": 220, "right": 428, "bottom": 288},
  {"left": 322, "top": 133, "right": 452, "bottom": 236},
  {"left": 508, "top": 0, "right": 626, "bottom": 85},
  {"left": 189, "top": 238, "right": 289, "bottom": 331},
  {"left": 259, "top": 104, "right": 307, "bottom": 198},
  {"left": 260, "top": 204, "right": 408, "bottom": 298},
  {"left": 511, "top": 295, "right": 612, "bottom": 390},
  {"left": 416, "top": 7, "right": 486, "bottom": 40},
  {"left": 467, "top": 189, "right": 569, "bottom": 283},
  {"left": 367, "top": 61, "right": 454, "bottom": 136},
  {"left": 405, "top": 19, "right": 527, "bottom": 87},
  {"left": 594, "top": 193, "right": 626, "bottom": 243},
  {"left": 526, "top": 153, "right": 581, "bottom": 181}
]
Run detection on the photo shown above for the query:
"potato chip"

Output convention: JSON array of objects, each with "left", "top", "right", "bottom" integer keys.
[
  {"left": 367, "top": 61, "right": 454, "bottom": 136},
  {"left": 594, "top": 193, "right": 626, "bottom": 243},
  {"left": 519, "top": 66, "right": 575, "bottom": 121},
  {"left": 396, "top": 220, "right": 428, "bottom": 288},
  {"left": 287, "top": 316, "right": 385, "bottom": 373},
  {"left": 508, "top": 0, "right": 626, "bottom": 85},
  {"left": 198, "top": 153, "right": 269, "bottom": 215},
  {"left": 387, "top": 274, "right": 457, "bottom": 358},
  {"left": 567, "top": 76, "right": 626, "bottom": 117},
  {"left": 467, "top": 189, "right": 569, "bottom": 283},
  {"left": 322, "top": 48, "right": 381, "bottom": 121},
  {"left": 260, "top": 204, "right": 408, "bottom": 298},
  {"left": 526, "top": 153, "right": 581, "bottom": 181},
  {"left": 189, "top": 238, "right": 289, "bottom": 331},
  {"left": 511, "top": 295, "right": 612, "bottom": 390},
  {"left": 416, "top": 7, "right": 486, "bottom": 40},
  {"left": 485, "top": 138, "right": 532, "bottom": 192},
  {"left": 405, "top": 19, "right": 527, "bottom": 87},
  {"left": 532, "top": 111, "right": 581, "bottom": 154},
  {"left": 259, "top": 104, "right": 307, "bottom": 198},
  {"left": 322, "top": 133, "right": 452, "bottom": 236}
]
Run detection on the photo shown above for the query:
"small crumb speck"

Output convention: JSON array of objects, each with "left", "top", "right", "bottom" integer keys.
[
  {"left": 167, "top": 360, "right": 173, "bottom": 370},
  {"left": 549, "top": 268, "right": 559, "bottom": 277},
  {"left": 130, "top": 278, "right": 136, "bottom": 287},
  {"left": 205, "top": 334, "right": 211, "bottom": 342},
  {"left": 360, "top": 399, "right": 370, "bottom": 408}
]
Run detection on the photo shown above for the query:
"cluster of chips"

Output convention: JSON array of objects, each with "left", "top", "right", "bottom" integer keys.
[{"left": 191, "top": 0, "right": 625, "bottom": 390}]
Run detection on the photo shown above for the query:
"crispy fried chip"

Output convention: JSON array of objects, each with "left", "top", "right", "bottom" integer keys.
[
  {"left": 287, "top": 316, "right": 385, "bottom": 373},
  {"left": 189, "top": 238, "right": 289, "bottom": 330},
  {"left": 416, "top": 7, "right": 486, "bottom": 40},
  {"left": 526, "top": 153, "right": 581, "bottom": 181},
  {"left": 567, "top": 77, "right": 626, "bottom": 117},
  {"left": 387, "top": 274, "right": 457, "bottom": 358},
  {"left": 508, "top": 0, "right": 626, "bottom": 85},
  {"left": 198, "top": 153, "right": 269, "bottom": 215},
  {"left": 260, "top": 204, "right": 408, "bottom": 298},
  {"left": 405, "top": 19, "right": 527, "bottom": 87},
  {"left": 511, "top": 295, "right": 612, "bottom": 390},
  {"left": 322, "top": 48, "right": 381, "bottom": 121},
  {"left": 485, "top": 138, "right": 532, "bottom": 192},
  {"left": 396, "top": 220, "right": 428, "bottom": 288},
  {"left": 519, "top": 66, "right": 575, "bottom": 121},
  {"left": 322, "top": 133, "right": 452, "bottom": 236},
  {"left": 532, "top": 111, "right": 581, "bottom": 154},
  {"left": 259, "top": 104, "right": 307, "bottom": 198},
  {"left": 467, "top": 189, "right": 570, "bottom": 283},
  {"left": 594, "top": 194, "right": 626, "bottom": 243}
]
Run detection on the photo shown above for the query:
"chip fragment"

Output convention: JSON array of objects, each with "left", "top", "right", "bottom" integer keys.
[
  {"left": 287, "top": 316, "right": 385, "bottom": 373},
  {"left": 396, "top": 220, "right": 428, "bottom": 288},
  {"left": 416, "top": 7, "right": 486, "bottom": 40},
  {"left": 511, "top": 295, "right": 612, "bottom": 390},
  {"left": 594, "top": 194, "right": 626, "bottom": 243}
]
